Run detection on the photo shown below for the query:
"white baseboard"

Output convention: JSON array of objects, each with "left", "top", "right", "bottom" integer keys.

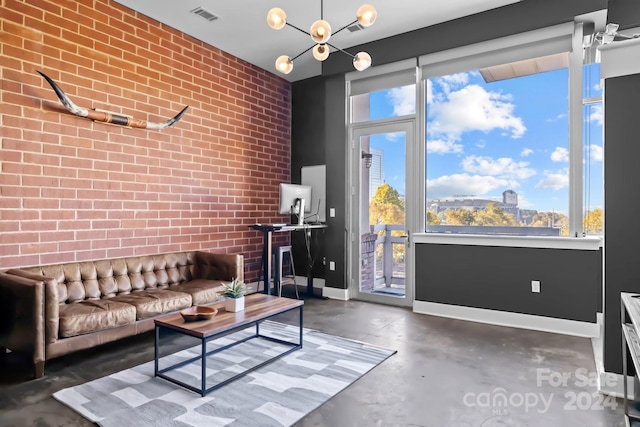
[
  {"left": 598, "top": 371, "right": 634, "bottom": 399},
  {"left": 413, "top": 300, "right": 600, "bottom": 338},
  {"left": 293, "top": 276, "right": 324, "bottom": 288},
  {"left": 322, "top": 286, "right": 349, "bottom": 300}
]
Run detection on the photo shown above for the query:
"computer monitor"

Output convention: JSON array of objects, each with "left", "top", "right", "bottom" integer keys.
[{"left": 279, "top": 183, "right": 311, "bottom": 225}]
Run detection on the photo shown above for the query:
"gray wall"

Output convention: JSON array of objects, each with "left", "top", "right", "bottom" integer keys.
[
  {"left": 416, "top": 244, "right": 602, "bottom": 322},
  {"left": 290, "top": 76, "right": 327, "bottom": 280},
  {"left": 604, "top": 73, "right": 640, "bottom": 374}
]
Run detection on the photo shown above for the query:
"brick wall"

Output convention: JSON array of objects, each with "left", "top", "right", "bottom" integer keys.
[{"left": 0, "top": 0, "right": 292, "bottom": 281}]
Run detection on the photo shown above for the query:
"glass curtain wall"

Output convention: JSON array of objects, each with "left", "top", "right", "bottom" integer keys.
[{"left": 420, "top": 22, "right": 602, "bottom": 237}]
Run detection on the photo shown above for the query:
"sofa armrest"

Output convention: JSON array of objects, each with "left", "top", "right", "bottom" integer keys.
[
  {"left": 195, "top": 252, "right": 244, "bottom": 282},
  {"left": 5, "top": 269, "right": 59, "bottom": 343},
  {"left": 0, "top": 272, "right": 46, "bottom": 367}
]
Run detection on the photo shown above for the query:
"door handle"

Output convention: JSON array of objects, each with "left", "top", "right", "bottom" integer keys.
[{"left": 402, "top": 231, "right": 410, "bottom": 246}]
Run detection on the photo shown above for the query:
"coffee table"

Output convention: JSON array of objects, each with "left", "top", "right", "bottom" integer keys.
[{"left": 154, "top": 293, "right": 303, "bottom": 396}]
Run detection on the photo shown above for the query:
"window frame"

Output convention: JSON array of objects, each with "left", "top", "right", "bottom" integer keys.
[{"left": 418, "top": 21, "right": 592, "bottom": 238}]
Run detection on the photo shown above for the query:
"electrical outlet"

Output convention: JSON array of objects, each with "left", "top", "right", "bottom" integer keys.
[
  {"left": 531, "top": 280, "right": 541, "bottom": 293},
  {"left": 329, "top": 261, "right": 335, "bottom": 271}
]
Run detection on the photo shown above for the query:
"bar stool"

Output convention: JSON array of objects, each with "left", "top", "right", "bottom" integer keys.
[{"left": 274, "top": 245, "right": 299, "bottom": 299}]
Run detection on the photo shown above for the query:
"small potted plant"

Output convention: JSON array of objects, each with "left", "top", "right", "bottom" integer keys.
[{"left": 222, "top": 278, "right": 247, "bottom": 312}]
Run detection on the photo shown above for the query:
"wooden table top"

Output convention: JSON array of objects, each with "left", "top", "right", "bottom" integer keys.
[{"left": 155, "top": 293, "right": 304, "bottom": 339}]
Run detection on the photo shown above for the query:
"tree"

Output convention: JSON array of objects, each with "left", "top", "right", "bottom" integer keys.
[
  {"left": 438, "top": 203, "right": 518, "bottom": 227},
  {"left": 372, "top": 183, "right": 403, "bottom": 210},
  {"left": 583, "top": 208, "right": 603, "bottom": 234},
  {"left": 369, "top": 183, "right": 406, "bottom": 263},
  {"left": 427, "top": 210, "right": 441, "bottom": 225},
  {"left": 370, "top": 183, "right": 405, "bottom": 231},
  {"left": 444, "top": 208, "right": 476, "bottom": 225},
  {"left": 473, "top": 202, "right": 519, "bottom": 226},
  {"left": 530, "top": 211, "right": 569, "bottom": 236}
]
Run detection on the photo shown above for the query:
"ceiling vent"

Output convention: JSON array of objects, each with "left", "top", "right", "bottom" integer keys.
[
  {"left": 190, "top": 7, "right": 219, "bottom": 22},
  {"left": 347, "top": 23, "right": 365, "bottom": 32}
]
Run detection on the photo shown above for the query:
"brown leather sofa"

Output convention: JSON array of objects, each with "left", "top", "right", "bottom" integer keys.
[{"left": 0, "top": 251, "right": 243, "bottom": 378}]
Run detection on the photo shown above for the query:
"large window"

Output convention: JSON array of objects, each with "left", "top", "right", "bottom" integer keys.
[
  {"left": 425, "top": 62, "right": 572, "bottom": 235},
  {"left": 348, "top": 23, "right": 603, "bottom": 239},
  {"left": 420, "top": 23, "right": 601, "bottom": 237}
]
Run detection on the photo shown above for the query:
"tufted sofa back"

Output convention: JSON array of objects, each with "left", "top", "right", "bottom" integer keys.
[{"left": 21, "top": 252, "right": 198, "bottom": 304}]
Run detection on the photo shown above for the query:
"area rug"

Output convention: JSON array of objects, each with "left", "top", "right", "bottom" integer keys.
[{"left": 53, "top": 321, "right": 396, "bottom": 427}]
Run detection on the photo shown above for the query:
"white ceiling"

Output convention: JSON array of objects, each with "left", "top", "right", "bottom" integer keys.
[{"left": 113, "top": 0, "right": 521, "bottom": 82}]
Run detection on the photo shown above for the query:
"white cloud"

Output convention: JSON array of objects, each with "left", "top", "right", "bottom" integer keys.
[
  {"left": 437, "top": 73, "right": 470, "bottom": 94},
  {"left": 441, "top": 73, "right": 470, "bottom": 85},
  {"left": 426, "top": 138, "right": 463, "bottom": 154},
  {"left": 546, "top": 113, "right": 567, "bottom": 122},
  {"left": 551, "top": 147, "right": 568, "bottom": 162},
  {"left": 515, "top": 193, "right": 533, "bottom": 209},
  {"left": 535, "top": 170, "right": 568, "bottom": 191},
  {"left": 388, "top": 85, "right": 416, "bottom": 116},
  {"left": 460, "top": 155, "right": 536, "bottom": 180},
  {"left": 385, "top": 131, "right": 404, "bottom": 142},
  {"left": 587, "top": 105, "right": 603, "bottom": 126},
  {"left": 586, "top": 144, "right": 603, "bottom": 162},
  {"left": 521, "top": 148, "right": 533, "bottom": 157},
  {"left": 426, "top": 173, "right": 510, "bottom": 199},
  {"left": 428, "top": 84, "right": 526, "bottom": 141}
]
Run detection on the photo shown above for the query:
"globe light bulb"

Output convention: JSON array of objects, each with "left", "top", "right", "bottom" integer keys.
[
  {"left": 353, "top": 52, "right": 372, "bottom": 71},
  {"left": 312, "top": 44, "right": 330, "bottom": 61},
  {"left": 275, "top": 55, "right": 293, "bottom": 74},
  {"left": 357, "top": 4, "right": 377, "bottom": 27},
  {"left": 310, "top": 19, "right": 331, "bottom": 44},
  {"left": 267, "top": 8, "right": 287, "bottom": 30}
]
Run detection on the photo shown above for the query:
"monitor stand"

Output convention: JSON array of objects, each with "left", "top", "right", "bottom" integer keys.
[{"left": 295, "top": 198, "right": 305, "bottom": 226}]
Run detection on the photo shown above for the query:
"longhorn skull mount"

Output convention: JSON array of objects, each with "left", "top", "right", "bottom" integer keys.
[{"left": 37, "top": 70, "right": 188, "bottom": 130}]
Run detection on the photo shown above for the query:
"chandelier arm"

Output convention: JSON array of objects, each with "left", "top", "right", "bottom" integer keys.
[
  {"left": 327, "top": 42, "right": 355, "bottom": 58},
  {"left": 321, "top": 0, "right": 323, "bottom": 20},
  {"left": 285, "top": 22, "right": 312, "bottom": 37},
  {"left": 291, "top": 45, "right": 316, "bottom": 62},
  {"left": 332, "top": 20, "right": 359, "bottom": 37}
]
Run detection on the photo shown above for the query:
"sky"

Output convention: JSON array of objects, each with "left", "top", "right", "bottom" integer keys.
[{"left": 366, "top": 63, "right": 603, "bottom": 215}]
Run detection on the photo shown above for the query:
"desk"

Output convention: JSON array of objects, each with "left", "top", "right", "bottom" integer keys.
[{"left": 250, "top": 223, "right": 327, "bottom": 297}]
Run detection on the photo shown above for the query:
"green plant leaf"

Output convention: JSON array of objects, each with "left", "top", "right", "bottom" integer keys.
[{"left": 222, "top": 278, "right": 247, "bottom": 298}]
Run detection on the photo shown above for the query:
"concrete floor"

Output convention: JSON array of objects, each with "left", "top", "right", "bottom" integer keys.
[{"left": 0, "top": 294, "right": 626, "bottom": 427}]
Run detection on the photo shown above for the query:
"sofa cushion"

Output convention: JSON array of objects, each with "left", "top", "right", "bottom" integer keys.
[
  {"left": 110, "top": 289, "right": 192, "bottom": 320},
  {"left": 59, "top": 300, "right": 136, "bottom": 338},
  {"left": 171, "top": 279, "right": 225, "bottom": 305}
]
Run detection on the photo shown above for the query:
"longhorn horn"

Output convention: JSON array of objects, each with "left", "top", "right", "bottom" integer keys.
[{"left": 37, "top": 70, "right": 188, "bottom": 130}]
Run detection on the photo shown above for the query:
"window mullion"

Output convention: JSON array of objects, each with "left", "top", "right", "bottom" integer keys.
[{"left": 568, "top": 22, "right": 584, "bottom": 237}]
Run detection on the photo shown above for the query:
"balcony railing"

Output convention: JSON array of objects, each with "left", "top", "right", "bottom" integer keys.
[{"left": 371, "top": 224, "right": 406, "bottom": 292}]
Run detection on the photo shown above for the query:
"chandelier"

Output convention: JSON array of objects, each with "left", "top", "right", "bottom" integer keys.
[{"left": 267, "top": 2, "right": 377, "bottom": 75}]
